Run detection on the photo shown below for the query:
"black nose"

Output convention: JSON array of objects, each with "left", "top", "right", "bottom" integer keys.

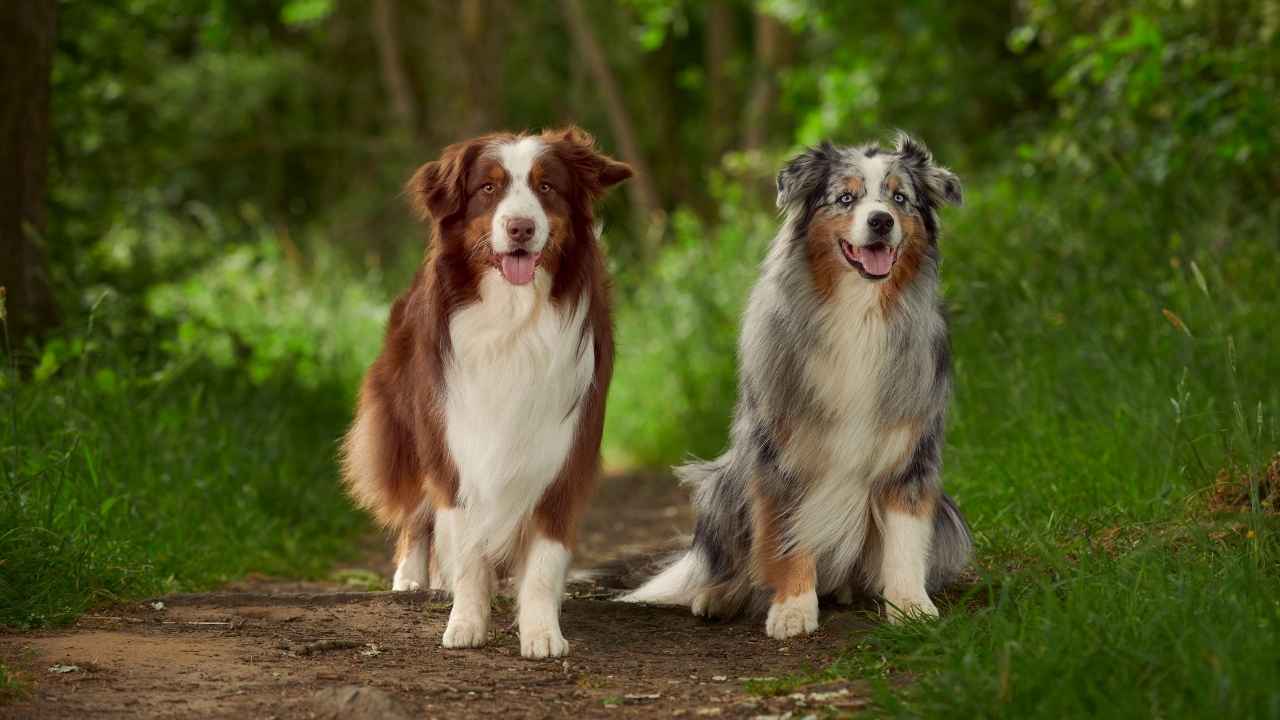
[
  {"left": 506, "top": 217, "right": 536, "bottom": 244},
  {"left": 867, "top": 211, "right": 894, "bottom": 235}
]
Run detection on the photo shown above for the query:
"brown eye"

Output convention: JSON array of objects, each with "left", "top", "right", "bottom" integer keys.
[
  {"left": 482, "top": 183, "right": 497, "bottom": 194},
  {"left": 539, "top": 182, "right": 553, "bottom": 194}
]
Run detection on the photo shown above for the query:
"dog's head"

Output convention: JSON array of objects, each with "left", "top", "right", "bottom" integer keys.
[
  {"left": 407, "top": 127, "right": 632, "bottom": 286},
  {"left": 776, "top": 133, "right": 962, "bottom": 289}
]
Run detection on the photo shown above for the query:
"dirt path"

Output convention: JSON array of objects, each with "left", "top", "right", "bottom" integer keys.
[{"left": 1, "top": 474, "right": 875, "bottom": 719}]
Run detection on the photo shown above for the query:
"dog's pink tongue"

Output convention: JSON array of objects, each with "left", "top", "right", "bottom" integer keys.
[
  {"left": 500, "top": 253, "right": 536, "bottom": 285},
  {"left": 860, "top": 245, "right": 895, "bottom": 276}
]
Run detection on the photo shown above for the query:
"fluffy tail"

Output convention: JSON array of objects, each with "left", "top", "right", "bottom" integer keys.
[
  {"left": 620, "top": 454, "right": 755, "bottom": 607},
  {"left": 928, "top": 491, "right": 974, "bottom": 590},
  {"left": 617, "top": 550, "right": 707, "bottom": 605}
]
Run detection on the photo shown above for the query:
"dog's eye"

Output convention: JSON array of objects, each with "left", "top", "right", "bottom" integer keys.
[
  {"left": 837, "top": 193, "right": 854, "bottom": 206},
  {"left": 538, "top": 182, "right": 553, "bottom": 194},
  {"left": 893, "top": 192, "right": 907, "bottom": 205},
  {"left": 481, "top": 183, "right": 497, "bottom": 194}
]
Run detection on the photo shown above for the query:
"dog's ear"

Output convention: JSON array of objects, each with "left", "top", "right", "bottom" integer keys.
[
  {"left": 548, "top": 126, "right": 633, "bottom": 200},
  {"left": 776, "top": 142, "right": 836, "bottom": 210},
  {"left": 894, "top": 131, "right": 963, "bottom": 207},
  {"left": 405, "top": 139, "right": 485, "bottom": 222}
]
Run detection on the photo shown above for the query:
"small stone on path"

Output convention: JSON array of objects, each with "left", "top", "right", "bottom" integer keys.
[{"left": 310, "top": 685, "right": 410, "bottom": 720}]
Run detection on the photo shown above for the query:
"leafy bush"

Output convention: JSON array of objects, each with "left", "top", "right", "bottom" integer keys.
[
  {"left": 1, "top": 216, "right": 390, "bottom": 627},
  {"left": 605, "top": 185, "right": 776, "bottom": 467}
]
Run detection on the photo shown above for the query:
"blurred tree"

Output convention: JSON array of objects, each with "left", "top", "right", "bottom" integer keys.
[
  {"left": 371, "top": 0, "right": 418, "bottom": 139},
  {"left": 704, "top": 0, "right": 738, "bottom": 158},
  {"left": 742, "top": 7, "right": 791, "bottom": 152},
  {"left": 1, "top": 0, "right": 60, "bottom": 349},
  {"left": 561, "top": 0, "right": 663, "bottom": 238}
]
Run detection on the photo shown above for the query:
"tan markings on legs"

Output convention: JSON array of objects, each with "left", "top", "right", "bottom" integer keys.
[
  {"left": 391, "top": 495, "right": 434, "bottom": 591},
  {"left": 878, "top": 475, "right": 937, "bottom": 517},
  {"left": 752, "top": 486, "right": 820, "bottom": 639},
  {"left": 875, "top": 485, "right": 939, "bottom": 622}
]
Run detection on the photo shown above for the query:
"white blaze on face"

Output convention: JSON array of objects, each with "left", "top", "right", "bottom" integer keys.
[
  {"left": 491, "top": 137, "right": 551, "bottom": 256},
  {"left": 848, "top": 154, "right": 903, "bottom": 249}
]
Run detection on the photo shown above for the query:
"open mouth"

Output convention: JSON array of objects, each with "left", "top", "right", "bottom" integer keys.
[
  {"left": 839, "top": 239, "right": 896, "bottom": 280},
  {"left": 496, "top": 249, "right": 541, "bottom": 286}
]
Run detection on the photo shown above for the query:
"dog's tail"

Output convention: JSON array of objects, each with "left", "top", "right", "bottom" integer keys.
[
  {"left": 928, "top": 491, "right": 973, "bottom": 591},
  {"left": 616, "top": 549, "right": 708, "bottom": 605},
  {"left": 616, "top": 457, "right": 730, "bottom": 605}
]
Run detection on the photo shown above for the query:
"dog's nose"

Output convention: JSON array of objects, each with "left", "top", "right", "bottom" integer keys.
[
  {"left": 867, "top": 211, "right": 894, "bottom": 235},
  {"left": 506, "top": 217, "right": 536, "bottom": 244}
]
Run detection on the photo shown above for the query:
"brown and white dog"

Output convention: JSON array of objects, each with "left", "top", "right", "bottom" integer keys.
[{"left": 342, "top": 127, "right": 631, "bottom": 658}]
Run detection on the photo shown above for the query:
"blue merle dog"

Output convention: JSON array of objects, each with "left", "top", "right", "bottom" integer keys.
[{"left": 623, "top": 133, "right": 972, "bottom": 639}]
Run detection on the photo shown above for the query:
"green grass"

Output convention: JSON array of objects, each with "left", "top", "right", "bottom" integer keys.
[
  {"left": 0, "top": 660, "right": 28, "bottom": 702},
  {"left": 0, "top": 356, "right": 370, "bottom": 628},
  {"left": 0, "top": 234, "right": 382, "bottom": 629}
]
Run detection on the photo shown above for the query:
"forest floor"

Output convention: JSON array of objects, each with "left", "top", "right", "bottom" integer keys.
[{"left": 0, "top": 474, "right": 878, "bottom": 719}]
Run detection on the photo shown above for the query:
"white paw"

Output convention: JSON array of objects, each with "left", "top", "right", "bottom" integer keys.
[
  {"left": 392, "top": 577, "right": 422, "bottom": 592},
  {"left": 765, "top": 592, "right": 819, "bottom": 640},
  {"left": 691, "top": 589, "right": 727, "bottom": 619},
  {"left": 520, "top": 625, "right": 570, "bottom": 659},
  {"left": 883, "top": 591, "right": 939, "bottom": 623},
  {"left": 442, "top": 615, "right": 488, "bottom": 648},
  {"left": 392, "top": 562, "right": 426, "bottom": 592}
]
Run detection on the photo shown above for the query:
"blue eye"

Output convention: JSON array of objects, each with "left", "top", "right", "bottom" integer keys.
[
  {"left": 837, "top": 193, "right": 855, "bottom": 206},
  {"left": 893, "top": 192, "right": 907, "bottom": 205}
]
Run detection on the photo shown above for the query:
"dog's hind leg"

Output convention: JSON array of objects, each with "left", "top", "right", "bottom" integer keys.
[{"left": 392, "top": 501, "right": 433, "bottom": 591}]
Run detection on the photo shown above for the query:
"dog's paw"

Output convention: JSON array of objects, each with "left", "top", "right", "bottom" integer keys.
[
  {"left": 392, "top": 577, "right": 422, "bottom": 592},
  {"left": 691, "top": 589, "right": 727, "bottom": 619},
  {"left": 765, "top": 592, "right": 819, "bottom": 640},
  {"left": 520, "top": 626, "right": 570, "bottom": 659},
  {"left": 883, "top": 591, "right": 939, "bottom": 623},
  {"left": 392, "top": 562, "right": 426, "bottom": 592},
  {"left": 442, "top": 616, "right": 488, "bottom": 648}
]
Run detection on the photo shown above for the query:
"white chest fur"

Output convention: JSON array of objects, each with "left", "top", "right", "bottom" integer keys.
[
  {"left": 442, "top": 270, "right": 594, "bottom": 560},
  {"left": 785, "top": 279, "right": 917, "bottom": 590}
]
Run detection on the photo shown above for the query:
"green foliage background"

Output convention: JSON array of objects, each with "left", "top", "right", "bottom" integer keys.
[{"left": 3, "top": 1, "right": 1279, "bottom": 715}]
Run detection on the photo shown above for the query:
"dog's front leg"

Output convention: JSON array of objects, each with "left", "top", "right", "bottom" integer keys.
[
  {"left": 436, "top": 507, "right": 492, "bottom": 648},
  {"left": 877, "top": 492, "right": 939, "bottom": 622},
  {"left": 752, "top": 487, "right": 819, "bottom": 639},
  {"left": 515, "top": 533, "right": 571, "bottom": 658}
]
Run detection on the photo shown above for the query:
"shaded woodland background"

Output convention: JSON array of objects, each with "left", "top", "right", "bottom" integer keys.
[{"left": 3, "top": 2, "right": 1280, "bottom": 715}]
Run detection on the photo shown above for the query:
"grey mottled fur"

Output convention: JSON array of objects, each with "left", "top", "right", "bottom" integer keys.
[{"left": 627, "top": 133, "right": 972, "bottom": 618}]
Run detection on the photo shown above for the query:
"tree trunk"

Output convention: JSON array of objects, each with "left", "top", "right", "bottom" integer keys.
[
  {"left": 705, "top": 0, "right": 737, "bottom": 160},
  {"left": 457, "top": 0, "right": 504, "bottom": 136},
  {"left": 370, "top": 0, "right": 418, "bottom": 138},
  {"left": 0, "top": 0, "right": 60, "bottom": 351},
  {"left": 559, "top": 0, "right": 662, "bottom": 238},
  {"left": 742, "top": 10, "right": 792, "bottom": 152}
]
